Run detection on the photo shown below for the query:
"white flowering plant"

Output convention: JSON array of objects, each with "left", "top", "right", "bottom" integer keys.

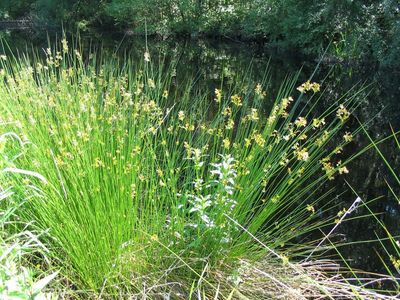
[{"left": 174, "top": 154, "right": 239, "bottom": 259}]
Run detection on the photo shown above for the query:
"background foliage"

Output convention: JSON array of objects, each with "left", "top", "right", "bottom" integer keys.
[{"left": 0, "top": 1, "right": 398, "bottom": 67}]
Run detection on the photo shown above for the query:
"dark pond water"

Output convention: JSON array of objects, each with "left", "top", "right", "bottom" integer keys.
[{"left": 1, "top": 29, "right": 399, "bottom": 274}]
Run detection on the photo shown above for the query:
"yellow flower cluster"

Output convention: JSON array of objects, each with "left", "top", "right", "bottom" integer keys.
[
  {"left": 253, "top": 132, "right": 266, "bottom": 148},
  {"left": 316, "top": 130, "right": 330, "bottom": 147},
  {"left": 297, "top": 80, "right": 320, "bottom": 93},
  {"left": 294, "top": 117, "right": 307, "bottom": 128},
  {"left": 61, "top": 38, "right": 69, "bottom": 54},
  {"left": 306, "top": 204, "right": 315, "bottom": 214},
  {"left": 93, "top": 157, "right": 105, "bottom": 168},
  {"left": 343, "top": 132, "right": 353, "bottom": 142},
  {"left": 214, "top": 88, "right": 222, "bottom": 103},
  {"left": 320, "top": 157, "right": 335, "bottom": 180},
  {"left": 294, "top": 147, "right": 309, "bottom": 161},
  {"left": 225, "top": 118, "right": 235, "bottom": 130},
  {"left": 336, "top": 104, "right": 350, "bottom": 122},
  {"left": 222, "top": 107, "right": 232, "bottom": 117},
  {"left": 267, "top": 106, "right": 279, "bottom": 125},
  {"left": 390, "top": 256, "right": 400, "bottom": 269},
  {"left": 231, "top": 94, "right": 243, "bottom": 106},
  {"left": 271, "top": 194, "right": 280, "bottom": 203},
  {"left": 242, "top": 108, "right": 259, "bottom": 122},
  {"left": 281, "top": 96, "right": 293, "bottom": 110},
  {"left": 148, "top": 78, "right": 156, "bottom": 89},
  {"left": 248, "top": 108, "right": 259, "bottom": 121},
  {"left": 334, "top": 208, "right": 347, "bottom": 224},
  {"left": 337, "top": 161, "right": 349, "bottom": 175},
  {"left": 254, "top": 83, "right": 266, "bottom": 98},
  {"left": 223, "top": 138, "right": 231, "bottom": 149},
  {"left": 178, "top": 110, "right": 185, "bottom": 121},
  {"left": 312, "top": 118, "right": 326, "bottom": 129}
]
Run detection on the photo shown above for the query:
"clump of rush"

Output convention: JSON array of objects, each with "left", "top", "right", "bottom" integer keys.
[{"left": 0, "top": 37, "right": 379, "bottom": 298}]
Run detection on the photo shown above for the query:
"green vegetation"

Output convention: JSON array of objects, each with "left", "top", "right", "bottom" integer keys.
[
  {"left": 0, "top": 133, "right": 58, "bottom": 300},
  {"left": 0, "top": 1, "right": 399, "bottom": 65},
  {"left": 0, "top": 38, "right": 398, "bottom": 298}
]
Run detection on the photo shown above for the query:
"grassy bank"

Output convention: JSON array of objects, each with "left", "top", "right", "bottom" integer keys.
[{"left": 0, "top": 39, "right": 398, "bottom": 298}]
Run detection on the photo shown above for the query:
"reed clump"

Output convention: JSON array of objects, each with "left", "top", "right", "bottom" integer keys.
[{"left": 0, "top": 39, "right": 394, "bottom": 298}]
